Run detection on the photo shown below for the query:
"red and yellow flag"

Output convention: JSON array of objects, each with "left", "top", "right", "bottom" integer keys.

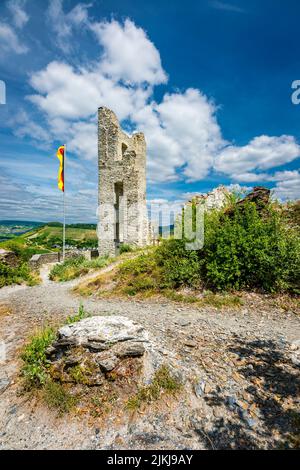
[{"left": 56, "top": 145, "right": 65, "bottom": 192}]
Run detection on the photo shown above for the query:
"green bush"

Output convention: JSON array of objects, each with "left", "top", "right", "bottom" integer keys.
[
  {"left": 119, "top": 253, "right": 157, "bottom": 277},
  {"left": 137, "top": 202, "right": 299, "bottom": 293},
  {"left": 85, "top": 200, "right": 299, "bottom": 296},
  {"left": 4, "top": 241, "right": 50, "bottom": 261},
  {"left": 0, "top": 261, "right": 38, "bottom": 288},
  {"left": 200, "top": 203, "right": 300, "bottom": 292},
  {"left": 156, "top": 238, "right": 201, "bottom": 288},
  {"left": 21, "top": 304, "right": 90, "bottom": 389}
]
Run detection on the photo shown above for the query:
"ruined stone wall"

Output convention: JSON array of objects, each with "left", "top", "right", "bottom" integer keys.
[
  {"left": 0, "top": 249, "right": 19, "bottom": 268},
  {"left": 28, "top": 250, "right": 98, "bottom": 270},
  {"left": 187, "top": 186, "right": 230, "bottom": 211},
  {"left": 97, "top": 107, "right": 150, "bottom": 256}
]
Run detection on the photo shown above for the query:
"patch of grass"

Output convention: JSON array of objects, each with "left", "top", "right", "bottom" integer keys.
[
  {"left": 164, "top": 290, "right": 242, "bottom": 308},
  {"left": 43, "top": 380, "right": 78, "bottom": 414},
  {"left": 163, "top": 290, "right": 199, "bottom": 303},
  {"left": 49, "top": 255, "right": 110, "bottom": 282},
  {"left": 66, "top": 303, "right": 90, "bottom": 324},
  {"left": 74, "top": 254, "right": 243, "bottom": 309},
  {"left": 126, "top": 365, "right": 181, "bottom": 411},
  {"left": 21, "top": 327, "right": 56, "bottom": 388},
  {"left": 74, "top": 282, "right": 98, "bottom": 297},
  {"left": 199, "top": 292, "right": 243, "bottom": 309},
  {"left": 21, "top": 304, "right": 88, "bottom": 389},
  {"left": 68, "top": 364, "right": 89, "bottom": 384},
  {"left": 116, "top": 252, "right": 162, "bottom": 296}
]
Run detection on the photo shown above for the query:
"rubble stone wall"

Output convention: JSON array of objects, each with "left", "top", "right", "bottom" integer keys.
[{"left": 98, "top": 107, "right": 151, "bottom": 256}]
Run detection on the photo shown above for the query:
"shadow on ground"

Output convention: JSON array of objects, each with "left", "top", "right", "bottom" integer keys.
[{"left": 198, "top": 339, "right": 300, "bottom": 449}]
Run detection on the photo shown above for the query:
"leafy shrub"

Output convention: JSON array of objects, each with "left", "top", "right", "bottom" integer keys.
[
  {"left": 0, "top": 261, "right": 39, "bottom": 288},
  {"left": 78, "top": 199, "right": 299, "bottom": 297},
  {"left": 4, "top": 241, "right": 50, "bottom": 261},
  {"left": 118, "top": 241, "right": 200, "bottom": 293},
  {"left": 21, "top": 327, "right": 56, "bottom": 387},
  {"left": 119, "top": 253, "right": 157, "bottom": 275},
  {"left": 117, "top": 202, "right": 299, "bottom": 294},
  {"left": 200, "top": 202, "right": 300, "bottom": 292},
  {"left": 156, "top": 238, "right": 201, "bottom": 288}
]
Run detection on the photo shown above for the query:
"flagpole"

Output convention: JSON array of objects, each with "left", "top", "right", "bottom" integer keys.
[{"left": 63, "top": 144, "right": 66, "bottom": 261}]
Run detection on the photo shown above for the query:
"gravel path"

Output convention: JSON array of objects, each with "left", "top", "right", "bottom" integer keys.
[{"left": 0, "top": 264, "right": 299, "bottom": 450}]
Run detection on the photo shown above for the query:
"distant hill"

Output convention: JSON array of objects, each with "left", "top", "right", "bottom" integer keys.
[
  {"left": 46, "top": 222, "right": 97, "bottom": 229},
  {"left": 0, "top": 222, "right": 98, "bottom": 250},
  {"left": 0, "top": 221, "right": 44, "bottom": 241},
  {"left": 0, "top": 220, "right": 43, "bottom": 226},
  {"left": 0, "top": 220, "right": 173, "bottom": 246}
]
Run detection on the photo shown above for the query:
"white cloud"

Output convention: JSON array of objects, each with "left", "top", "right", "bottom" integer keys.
[
  {"left": 230, "top": 169, "right": 300, "bottom": 201},
  {"left": 66, "top": 120, "right": 98, "bottom": 161},
  {"left": 270, "top": 170, "right": 300, "bottom": 182},
  {"left": 47, "top": 0, "right": 90, "bottom": 53},
  {"left": 272, "top": 171, "right": 300, "bottom": 201},
  {"left": 7, "top": 0, "right": 29, "bottom": 29},
  {"left": 210, "top": 1, "right": 246, "bottom": 13},
  {"left": 28, "top": 61, "right": 150, "bottom": 122},
  {"left": 91, "top": 19, "right": 167, "bottom": 86},
  {"left": 135, "top": 89, "right": 225, "bottom": 182},
  {"left": 0, "top": 21, "right": 28, "bottom": 54},
  {"left": 0, "top": 175, "right": 98, "bottom": 221},
  {"left": 26, "top": 17, "right": 167, "bottom": 161},
  {"left": 215, "top": 135, "right": 300, "bottom": 177},
  {"left": 10, "top": 110, "right": 51, "bottom": 144}
]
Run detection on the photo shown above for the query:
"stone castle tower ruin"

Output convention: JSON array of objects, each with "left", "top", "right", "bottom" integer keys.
[{"left": 97, "top": 107, "right": 151, "bottom": 256}]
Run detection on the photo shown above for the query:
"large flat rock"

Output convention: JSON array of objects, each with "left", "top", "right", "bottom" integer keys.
[{"left": 57, "top": 316, "right": 150, "bottom": 348}]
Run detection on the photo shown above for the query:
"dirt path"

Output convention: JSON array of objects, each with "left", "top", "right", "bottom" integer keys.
[{"left": 0, "top": 264, "right": 299, "bottom": 450}]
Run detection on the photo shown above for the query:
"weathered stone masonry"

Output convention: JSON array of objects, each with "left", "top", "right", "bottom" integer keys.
[{"left": 98, "top": 107, "right": 150, "bottom": 256}]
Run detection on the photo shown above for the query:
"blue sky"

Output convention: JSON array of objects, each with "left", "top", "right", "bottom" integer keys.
[{"left": 0, "top": 0, "right": 299, "bottom": 222}]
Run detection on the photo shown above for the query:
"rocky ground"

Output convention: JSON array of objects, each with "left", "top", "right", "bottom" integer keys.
[{"left": 0, "top": 264, "right": 299, "bottom": 450}]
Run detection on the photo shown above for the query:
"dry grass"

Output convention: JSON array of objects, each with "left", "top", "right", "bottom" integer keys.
[
  {"left": 74, "top": 269, "right": 117, "bottom": 296},
  {"left": 270, "top": 294, "right": 300, "bottom": 314},
  {"left": 42, "top": 380, "right": 78, "bottom": 415},
  {"left": 164, "top": 290, "right": 243, "bottom": 309},
  {"left": 0, "top": 303, "right": 11, "bottom": 318},
  {"left": 75, "top": 268, "right": 244, "bottom": 310}
]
